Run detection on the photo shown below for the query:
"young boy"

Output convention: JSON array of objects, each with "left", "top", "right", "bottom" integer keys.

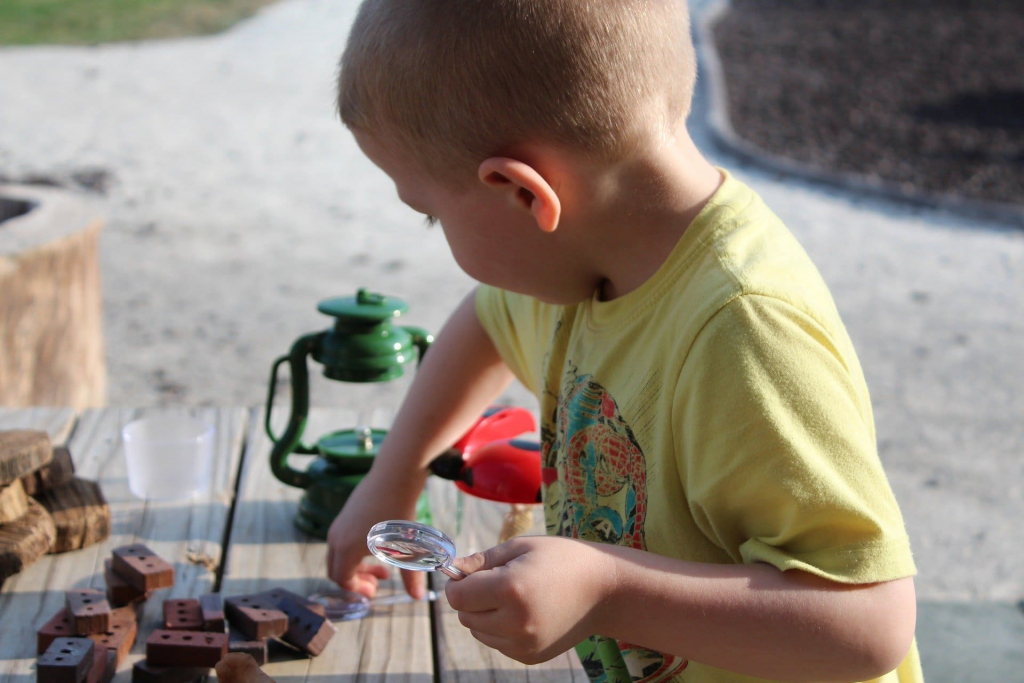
[{"left": 325, "top": 1, "right": 921, "bottom": 682}]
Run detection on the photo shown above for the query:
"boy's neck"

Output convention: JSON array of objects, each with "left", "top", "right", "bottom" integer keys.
[{"left": 571, "top": 126, "right": 723, "bottom": 302}]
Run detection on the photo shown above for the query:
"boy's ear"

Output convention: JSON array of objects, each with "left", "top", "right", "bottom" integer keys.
[{"left": 478, "top": 157, "right": 561, "bottom": 233}]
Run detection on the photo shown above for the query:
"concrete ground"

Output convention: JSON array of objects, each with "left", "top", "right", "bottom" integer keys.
[{"left": 0, "top": 0, "right": 1021, "bottom": 679}]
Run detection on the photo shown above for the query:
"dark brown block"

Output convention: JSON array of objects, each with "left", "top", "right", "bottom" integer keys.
[
  {"left": 87, "top": 605, "right": 138, "bottom": 665},
  {"left": 37, "top": 479, "right": 111, "bottom": 553},
  {"left": 224, "top": 594, "right": 288, "bottom": 640},
  {"left": 66, "top": 589, "right": 111, "bottom": 635},
  {"left": 163, "top": 599, "right": 203, "bottom": 631},
  {"left": 84, "top": 645, "right": 115, "bottom": 683},
  {"left": 104, "top": 559, "right": 149, "bottom": 606},
  {"left": 110, "top": 544, "right": 174, "bottom": 592},
  {"left": 146, "top": 629, "right": 228, "bottom": 668},
  {"left": 38, "top": 608, "right": 75, "bottom": 654},
  {"left": 199, "top": 593, "right": 225, "bottom": 632},
  {"left": 275, "top": 595, "right": 336, "bottom": 656},
  {"left": 37, "top": 637, "right": 94, "bottom": 683},
  {"left": 0, "top": 479, "right": 29, "bottom": 524},
  {"left": 0, "top": 497, "right": 56, "bottom": 582},
  {"left": 0, "top": 430, "right": 52, "bottom": 486},
  {"left": 131, "top": 661, "right": 208, "bottom": 683},
  {"left": 259, "top": 587, "right": 325, "bottom": 617},
  {"left": 227, "top": 631, "right": 267, "bottom": 665},
  {"left": 21, "top": 445, "right": 76, "bottom": 496}
]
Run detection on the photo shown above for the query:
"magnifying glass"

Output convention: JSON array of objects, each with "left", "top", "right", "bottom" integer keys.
[{"left": 366, "top": 520, "right": 467, "bottom": 580}]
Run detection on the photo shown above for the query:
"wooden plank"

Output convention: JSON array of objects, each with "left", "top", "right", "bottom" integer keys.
[
  {"left": 428, "top": 477, "right": 589, "bottom": 682},
  {"left": 218, "top": 407, "right": 433, "bottom": 683},
  {"left": 0, "top": 407, "right": 248, "bottom": 683}
]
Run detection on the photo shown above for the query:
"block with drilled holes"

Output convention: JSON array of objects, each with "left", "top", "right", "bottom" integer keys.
[
  {"left": 199, "top": 593, "right": 225, "bottom": 632},
  {"left": 223, "top": 594, "right": 288, "bottom": 640},
  {"left": 227, "top": 631, "right": 267, "bottom": 665},
  {"left": 66, "top": 589, "right": 111, "bottom": 635},
  {"left": 259, "top": 587, "right": 326, "bottom": 617},
  {"left": 38, "top": 608, "right": 75, "bottom": 654},
  {"left": 131, "top": 661, "right": 209, "bottom": 683},
  {"left": 275, "top": 595, "right": 336, "bottom": 656},
  {"left": 87, "top": 605, "right": 138, "bottom": 665},
  {"left": 146, "top": 630, "right": 228, "bottom": 668},
  {"left": 104, "top": 559, "right": 149, "bottom": 606},
  {"left": 163, "top": 599, "right": 203, "bottom": 631},
  {"left": 37, "top": 637, "right": 95, "bottom": 683},
  {"left": 110, "top": 544, "right": 174, "bottom": 592},
  {"left": 83, "top": 645, "right": 116, "bottom": 683}
]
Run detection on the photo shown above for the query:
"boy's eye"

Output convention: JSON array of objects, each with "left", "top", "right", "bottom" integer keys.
[{"left": 423, "top": 214, "right": 438, "bottom": 228}]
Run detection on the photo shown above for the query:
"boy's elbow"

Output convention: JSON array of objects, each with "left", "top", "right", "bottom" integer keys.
[{"left": 841, "top": 577, "right": 917, "bottom": 682}]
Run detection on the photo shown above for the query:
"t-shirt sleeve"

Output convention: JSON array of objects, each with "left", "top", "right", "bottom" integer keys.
[
  {"left": 475, "top": 284, "right": 544, "bottom": 396},
  {"left": 674, "top": 294, "right": 916, "bottom": 584}
]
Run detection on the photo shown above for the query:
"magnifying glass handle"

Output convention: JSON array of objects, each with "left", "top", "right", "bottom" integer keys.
[{"left": 439, "top": 564, "right": 468, "bottom": 580}]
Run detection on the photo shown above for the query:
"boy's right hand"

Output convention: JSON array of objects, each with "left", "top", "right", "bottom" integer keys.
[{"left": 325, "top": 466, "right": 428, "bottom": 600}]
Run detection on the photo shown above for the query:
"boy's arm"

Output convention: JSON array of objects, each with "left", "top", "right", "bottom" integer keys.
[
  {"left": 602, "top": 543, "right": 916, "bottom": 683},
  {"left": 326, "top": 289, "right": 515, "bottom": 596},
  {"left": 449, "top": 537, "right": 916, "bottom": 683},
  {"left": 369, "top": 288, "right": 515, "bottom": 477}
]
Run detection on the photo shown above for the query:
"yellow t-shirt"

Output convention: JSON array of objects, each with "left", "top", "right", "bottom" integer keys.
[{"left": 475, "top": 169, "right": 921, "bottom": 683}]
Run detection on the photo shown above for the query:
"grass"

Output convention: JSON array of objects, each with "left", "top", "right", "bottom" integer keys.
[{"left": 0, "top": 0, "right": 281, "bottom": 45}]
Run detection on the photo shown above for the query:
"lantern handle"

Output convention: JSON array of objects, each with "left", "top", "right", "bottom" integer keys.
[{"left": 266, "top": 332, "right": 322, "bottom": 489}]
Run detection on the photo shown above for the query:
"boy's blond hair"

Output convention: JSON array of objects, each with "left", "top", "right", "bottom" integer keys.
[{"left": 337, "top": 0, "right": 697, "bottom": 180}]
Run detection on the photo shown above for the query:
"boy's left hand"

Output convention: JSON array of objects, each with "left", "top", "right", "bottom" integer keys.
[{"left": 444, "top": 535, "right": 616, "bottom": 664}]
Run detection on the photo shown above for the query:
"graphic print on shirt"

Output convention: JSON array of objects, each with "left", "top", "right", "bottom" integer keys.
[{"left": 541, "top": 365, "right": 687, "bottom": 682}]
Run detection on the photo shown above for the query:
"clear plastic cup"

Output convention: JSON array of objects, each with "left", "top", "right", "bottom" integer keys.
[{"left": 122, "top": 416, "right": 215, "bottom": 500}]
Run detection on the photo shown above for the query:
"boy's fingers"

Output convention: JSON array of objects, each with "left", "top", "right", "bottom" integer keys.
[
  {"left": 452, "top": 539, "right": 528, "bottom": 575},
  {"left": 359, "top": 562, "right": 391, "bottom": 580},
  {"left": 444, "top": 571, "right": 503, "bottom": 612},
  {"left": 456, "top": 608, "right": 502, "bottom": 634},
  {"left": 401, "top": 568, "right": 427, "bottom": 600}
]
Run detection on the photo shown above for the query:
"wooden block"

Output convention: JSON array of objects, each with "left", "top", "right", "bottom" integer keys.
[
  {"left": 199, "top": 593, "right": 225, "bottom": 632},
  {"left": 37, "top": 637, "right": 94, "bottom": 683},
  {"left": 87, "top": 605, "right": 138, "bottom": 665},
  {"left": 36, "top": 478, "right": 111, "bottom": 553},
  {"left": 84, "top": 645, "right": 115, "bottom": 683},
  {"left": 215, "top": 653, "right": 276, "bottom": 683},
  {"left": 0, "top": 478, "right": 29, "bottom": 523},
  {"left": 146, "top": 629, "right": 228, "bottom": 668},
  {"left": 131, "top": 661, "right": 208, "bottom": 683},
  {"left": 66, "top": 588, "right": 111, "bottom": 635},
  {"left": 224, "top": 594, "right": 288, "bottom": 640},
  {"left": 275, "top": 595, "right": 336, "bottom": 656},
  {"left": 0, "top": 497, "right": 56, "bottom": 582},
  {"left": 163, "top": 598, "right": 203, "bottom": 631},
  {"left": 21, "top": 445, "right": 76, "bottom": 496},
  {"left": 38, "top": 608, "right": 75, "bottom": 654},
  {"left": 227, "top": 631, "right": 267, "bottom": 665},
  {"left": 0, "top": 429, "right": 53, "bottom": 486},
  {"left": 110, "top": 544, "right": 174, "bottom": 592},
  {"left": 258, "top": 587, "right": 326, "bottom": 617},
  {"left": 104, "top": 559, "right": 149, "bottom": 606}
]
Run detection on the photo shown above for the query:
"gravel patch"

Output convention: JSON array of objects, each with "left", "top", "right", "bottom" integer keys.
[{"left": 711, "top": 0, "right": 1024, "bottom": 211}]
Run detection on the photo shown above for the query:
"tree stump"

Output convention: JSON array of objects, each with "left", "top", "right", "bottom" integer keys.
[
  {"left": 35, "top": 478, "right": 111, "bottom": 553},
  {"left": 0, "top": 184, "right": 106, "bottom": 409},
  {"left": 0, "top": 498, "right": 57, "bottom": 582}
]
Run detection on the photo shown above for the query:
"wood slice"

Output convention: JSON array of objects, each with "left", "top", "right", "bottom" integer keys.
[
  {"left": 21, "top": 445, "right": 76, "bottom": 496},
  {"left": 0, "top": 429, "right": 53, "bottom": 485},
  {"left": 0, "top": 479, "right": 29, "bottom": 524},
  {"left": 35, "top": 478, "right": 110, "bottom": 553},
  {"left": 0, "top": 183, "right": 106, "bottom": 409},
  {"left": 0, "top": 497, "right": 56, "bottom": 581}
]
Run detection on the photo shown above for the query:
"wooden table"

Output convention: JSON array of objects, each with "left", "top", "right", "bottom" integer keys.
[{"left": 0, "top": 407, "right": 587, "bottom": 683}]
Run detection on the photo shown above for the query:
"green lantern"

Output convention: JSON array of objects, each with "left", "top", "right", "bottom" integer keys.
[{"left": 265, "top": 289, "right": 433, "bottom": 538}]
